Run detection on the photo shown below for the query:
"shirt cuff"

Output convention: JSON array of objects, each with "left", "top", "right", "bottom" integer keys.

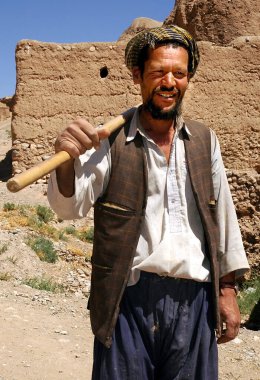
[
  {"left": 47, "top": 170, "right": 80, "bottom": 220},
  {"left": 219, "top": 249, "right": 250, "bottom": 279}
]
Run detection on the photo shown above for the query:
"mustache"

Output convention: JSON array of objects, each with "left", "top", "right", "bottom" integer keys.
[{"left": 154, "top": 86, "right": 179, "bottom": 95}]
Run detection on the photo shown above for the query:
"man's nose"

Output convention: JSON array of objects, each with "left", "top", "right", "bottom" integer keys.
[{"left": 161, "top": 72, "right": 176, "bottom": 87}]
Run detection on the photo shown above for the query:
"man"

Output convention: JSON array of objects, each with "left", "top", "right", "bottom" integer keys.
[{"left": 48, "top": 25, "right": 249, "bottom": 380}]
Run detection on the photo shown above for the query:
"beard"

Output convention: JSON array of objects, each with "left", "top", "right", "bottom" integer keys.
[{"left": 143, "top": 87, "right": 183, "bottom": 120}]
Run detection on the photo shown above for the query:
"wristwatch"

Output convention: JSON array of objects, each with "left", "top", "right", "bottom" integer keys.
[{"left": 219, "top": 282, "right": 239, "bottom": 295}]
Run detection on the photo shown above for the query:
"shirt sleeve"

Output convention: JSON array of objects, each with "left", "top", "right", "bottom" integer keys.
[
  {"left": 210, "top": 129, "right": 250, "bottom": 279},
  {"left": 47, "top": 139, "right": 111, "bottom": 220}
]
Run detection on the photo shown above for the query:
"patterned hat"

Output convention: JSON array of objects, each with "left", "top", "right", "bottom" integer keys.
[{"left": 125, "top": 25, "right": 200, "bottom": 77}]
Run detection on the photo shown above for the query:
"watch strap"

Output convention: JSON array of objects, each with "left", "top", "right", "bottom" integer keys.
[{"left": 219, "top": 282, "right": 238, "bottom": 295}]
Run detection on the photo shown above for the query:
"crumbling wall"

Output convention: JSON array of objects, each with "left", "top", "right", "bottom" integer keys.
[
  {"left": 11, "top": 37, "right": 259, "bottom": 173},
  {"left": 0, "top": 101, "right": 11, "bottom": 122},
  {"left": 226, "top": 171, "right": 259, "bottom": 278}
]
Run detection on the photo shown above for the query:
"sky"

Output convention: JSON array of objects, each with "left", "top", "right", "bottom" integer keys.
[{"left": 0, "top": 0, "right": 174, "bottom": 98}]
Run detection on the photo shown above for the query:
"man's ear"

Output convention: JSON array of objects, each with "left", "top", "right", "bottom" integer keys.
[{"left": 132, "top": 66, "right": 142, "bottom": 84}]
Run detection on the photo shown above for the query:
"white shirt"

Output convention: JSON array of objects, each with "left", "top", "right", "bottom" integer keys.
[{"left": 48, "top": 109, "right": 249, "bottom": 284}]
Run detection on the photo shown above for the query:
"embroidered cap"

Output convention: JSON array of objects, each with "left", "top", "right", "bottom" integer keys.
[{"left": 125, "top": 25, "right": 200, "bottom": 77}]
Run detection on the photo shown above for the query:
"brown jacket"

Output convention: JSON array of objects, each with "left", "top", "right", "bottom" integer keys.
[{"left": 88, "top": 119, "right": 220, "bottom": 348}]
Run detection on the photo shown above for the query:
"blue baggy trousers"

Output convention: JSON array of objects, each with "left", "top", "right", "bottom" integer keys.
[{"left": 92, "top": 272, "right": 218, "bottom": 380}]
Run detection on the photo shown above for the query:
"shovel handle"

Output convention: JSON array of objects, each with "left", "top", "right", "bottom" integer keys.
[{"left": 6, "top": 105, "right": 139, "bottom": 193}]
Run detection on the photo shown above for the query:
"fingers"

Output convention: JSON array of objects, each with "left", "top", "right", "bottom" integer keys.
[
  {"left": 217, "top": 321, "right": 240, "bottom": 344},
  {"left": 218, "top": 287, "right": 241, "bottom": 344},
  {"left": 97, "top": 126, "right": 111, "bottom": 140},
  {"left": 55, "top": 118, "right": 101, "bottom": 158}
]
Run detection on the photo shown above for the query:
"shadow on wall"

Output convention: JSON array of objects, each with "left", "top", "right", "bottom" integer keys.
[{"left": 0, "top": 149, "right": 12, "bottom": 181}]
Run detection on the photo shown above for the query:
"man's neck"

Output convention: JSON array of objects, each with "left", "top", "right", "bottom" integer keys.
[
  {"left": 139, "top": 108, "right": 176, "bottom": 136},
  {"left": 139, "top": 108, "right": 176, "bottom": 163}
]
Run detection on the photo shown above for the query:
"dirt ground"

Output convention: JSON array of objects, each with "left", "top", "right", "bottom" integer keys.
[
  {"left": 0, "top": 280, "right": 93, "bottom": 380},
  {"left": 0, "top": 119, "right": 259, "bottom": 380}
]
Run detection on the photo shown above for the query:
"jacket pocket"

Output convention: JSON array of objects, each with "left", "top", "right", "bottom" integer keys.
[
  {"left": 91, "top": 261, "right": 112, "bottom": 272},
  {"left": 97, "top": 201, "right": 135, "bottom": 216}
]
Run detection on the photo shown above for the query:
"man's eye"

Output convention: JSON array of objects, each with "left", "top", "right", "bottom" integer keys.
[
  {"left": 174, "top": 72, "right": 186, "bottom": 79},
  {"left": 154, "top": 70, "right": 164, "bottom": 76}
]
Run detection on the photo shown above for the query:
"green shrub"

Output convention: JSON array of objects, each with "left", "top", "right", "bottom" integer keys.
[
  {"left": 27, "top": 214, "right": 43, "bottom": 228},
  {"left": 36, "top": 205, "right": 54, "bottom": 223},
  {"left": 63, "top": 226, "right": 77, "bottom": 236},
  {"left": 27, "top": 236, "right": 58, "bottom": 263},
  {"left": 18, "top": 204, "right": 32, "bottom": 216},
  {"left": 3, "top": 202, "right": 16, "bottom": 211},
  {"left": 57, "top": 230, "right": 68, "bottom": 241},
  {"left": 23, "top": 277, "right": 64, "bottom": 292},
  {"left": 238, "top": 277, "right": 260, "bottom": 316},
  {"left": 78, "top": 226, "right": 94, "bottom": 242}
]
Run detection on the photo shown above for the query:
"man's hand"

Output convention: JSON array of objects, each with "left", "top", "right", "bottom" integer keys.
[
  {"left": 55, "top": 118, "right": 109, "bottom": 158},
  {"left": 217, "top": 287, "right": 241, "bottom": 344},
  {"left": 54, "top": 118, "right": 109, "bottom": 197}
]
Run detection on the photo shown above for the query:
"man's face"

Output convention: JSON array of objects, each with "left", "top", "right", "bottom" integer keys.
[{"left": 132, "top": 45, "right": 190, "bottom": 120}]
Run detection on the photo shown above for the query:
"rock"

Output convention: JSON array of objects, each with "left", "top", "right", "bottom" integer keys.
[{"left": 232, "top": 337, "right": 243, "bottom": 344}]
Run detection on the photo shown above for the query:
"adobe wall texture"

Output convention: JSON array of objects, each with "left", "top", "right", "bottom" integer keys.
[
  {"left": 11, "top": 37, "right": 259, "bottom": 173},
  {"left": 183, "top": 38, "right": 259, "bottom": 171},
  {"left": 0, "top": 101, "right": 11, "bottom": 122},
  {"left": 11, "top": 41, "right": 140, "bottom": 171},
  {"left": 9, "top": 1, "right": 260, "bottom": 277}
]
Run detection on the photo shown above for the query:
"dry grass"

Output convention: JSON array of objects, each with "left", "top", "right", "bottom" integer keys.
[
  {"left": 0, "top": 272, "right": 12, "bottom": 281},
  {"left": 1, "top": 202, "right": 93, "bottom": 265},
  {"left": 0, "top": 243, "right": 8, "bottom": 254},
  {"left": 23, "top": 276, "right": 64, "bottom": 293},
  {"left": 67, "top": 245, "right": 85, "bottom": 257}
]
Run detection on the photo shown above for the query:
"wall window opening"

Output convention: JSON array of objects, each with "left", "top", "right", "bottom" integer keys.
[{"left": 100, "top": 66, "right": 109, "bottom": 78}]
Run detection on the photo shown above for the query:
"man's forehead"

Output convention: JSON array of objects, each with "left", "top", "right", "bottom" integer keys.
[{"left": 147, "top": 45, "right": 189, "bottom": 62}]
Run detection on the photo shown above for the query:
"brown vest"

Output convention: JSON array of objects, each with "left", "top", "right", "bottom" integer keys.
[{"left": 89, "top": 119, "right": 220, "bottom": 348}]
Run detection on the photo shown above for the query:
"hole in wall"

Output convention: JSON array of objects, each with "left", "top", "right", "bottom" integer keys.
[{"left": 100, "top": 66, "right": 109, "bottom": 78}]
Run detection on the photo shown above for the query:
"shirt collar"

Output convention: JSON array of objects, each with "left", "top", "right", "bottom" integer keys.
[{"left": 126, "top": 107, "right": 192, "bottom": 142}]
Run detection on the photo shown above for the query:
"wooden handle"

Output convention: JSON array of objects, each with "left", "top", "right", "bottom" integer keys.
[{"left": 6, "top": 105, "right": 139, "bottom": 193}]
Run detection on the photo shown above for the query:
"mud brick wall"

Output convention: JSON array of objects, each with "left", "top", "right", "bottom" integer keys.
[
  {"left": 0, "top": 102, "right": 11, "bottom": 122},
  {"left": 11, "top": 40, "right": 140, "bottom": 175},
  {"left": 182, "top": 38, "right": 260, "bottom": 172},
  {"left": 12, "top": 37, "right": 259, "bottom": 173},
  {"left": 226, "top": 171, "right": 259, "bottom": 278}
]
